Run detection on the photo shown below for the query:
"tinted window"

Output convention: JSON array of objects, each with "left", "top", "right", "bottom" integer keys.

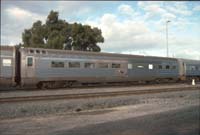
[
  {"left": 166, "top": 65, "right": 170, "bottom": 69},
  {"left": 30, "top": 50, "right": 34, "bottom": 53},
  {"left": 98, "top": 63, "right": 109, "bottom": 68},
  {"left": 36, "top": 50, "right": 40, "bottom": 54},
  {"left": 27, "top": 57, "right": 33, "bottom": 67},
  {"left": 69, "top": 62, "right": 80, "bottom": 68},
  {"left": 85, "top": 63, "right": 95, "bottom": 68},
  {"left": 51, "top": 61, "right": 64, "bottom": 68},
  {"left": 112, "top": 63, "right": 121, "bottom": 68},
  {"left": 42, "top": 50, "right": 46, "bottom": 54},
  {"left": 158, "top": 65, "right": 162, "bottom": 69},
  {"left": 189, "top": 66, "right": 195, "bottom": 70},
  {"left": 172, "top": 65, "right": 176, "bottom": 69}
]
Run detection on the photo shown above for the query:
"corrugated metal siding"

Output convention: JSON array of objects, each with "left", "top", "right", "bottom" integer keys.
[
  {"left": 0, "top": 47, "right": 15, "bottom": 78},
  {"left": 0, "top": 46, "right": 16, "bottom": 86}
]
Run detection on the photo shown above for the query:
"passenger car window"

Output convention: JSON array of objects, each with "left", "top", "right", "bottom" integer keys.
[
  {"left": 27, "top": 57, "right": 33, "bottom": 67},
  {"left": 172, "top": 66, "right": 176, "bottom": 69},
  {"left": 189, "top": 66, "right": 195, "bottom": 70},
  {"left": 137, "top": 65, "right": 144, "bottom": 68},
  {"left": 30, "top": 50, "right": 34, "bottom": 53},
  {"left": 166, "top": 65, "right": 170, "bottom": 69},
  {"left": 2, "top": 59, "right": 11, "bottom": 66},
  {"left": 42, "top": 50, "right": 46, "bottom": 54},
  {"left": 36, "top": 50, "right": 40, "bottom": 54},
  {"left": 128, "top": 64, "right": 133, "bottom": 69},
  {"left": 85, "top": 63, "right": 95, "bottom": 68},
  {"left": 51, "top": 61, "right": 64, "bottom": 68},
  {"left": 69, "top": 62, "right": 80, "bottom": 68},
  {"left": 112, "top": 63, "right": 121, "bottom": 68},
  {"left": 148, "top": 64, "right": 153, "bottom": 70},
  {"left": 195, "top": 66, "right": 198, "bottom": 71},
  {"left": 158, "top": 65, "right": 162, "bottom": 69},
  {"left": 98, "top": 63, "right": 109, "bottom": 68}
]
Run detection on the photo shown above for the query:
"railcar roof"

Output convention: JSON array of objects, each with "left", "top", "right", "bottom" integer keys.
[
  {"left": 19, "top": 47, "right": 179, "bottom": 61},
  {"left": 0, "top": 45, "right": 15, "bottom": 51},
  {"left": 2, "top": 46, "right": 199, "bottom": 62},
  {"left": 180, "top": 58, "right": 200, "bottom": 64}
]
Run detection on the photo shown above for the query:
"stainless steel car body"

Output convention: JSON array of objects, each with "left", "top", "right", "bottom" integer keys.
[{"left": 19, "top": 47, "right": 180, "bottom": 86}]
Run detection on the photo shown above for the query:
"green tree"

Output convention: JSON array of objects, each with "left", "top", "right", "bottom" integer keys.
[{"left": 21, "top": 10, "right": 104, "bottom": 52}]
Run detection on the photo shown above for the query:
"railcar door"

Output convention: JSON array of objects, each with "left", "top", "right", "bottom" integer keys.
[{"left": 26, "top": 56, "right": 35, "bottom": 78}]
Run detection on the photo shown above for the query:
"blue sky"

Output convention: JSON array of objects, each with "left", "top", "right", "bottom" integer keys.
[{"left": 1, "top": 1, "right": 200, "bottom": 59}]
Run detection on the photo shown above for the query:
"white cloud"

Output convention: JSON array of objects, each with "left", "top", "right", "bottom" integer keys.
[
  {"left": 86, "top": 13, "right": 165, "bottom": 54},
  {"left": 6, "top": 7, "right": 32, "bottom": 19},
  {"left": 85, "top": 6, "right": 200, "bottom": 59},
  {"left": 6, "top": 7, "right": 44, "bottom": 21},
  {"left": 118, "top": 4, "right": 134, "bottom": 15},
  {"left": 162, "top": 13, "right": 176, "bottom": 20},
  {"left": 193, "top": 5, "right": 200, "bottom": 11},
  {"left": 137, "top": 2, "right": 166, "bottom": 19},
  {"left": 144, "top": 4, "right": 166, "bottom": 14},
  {"left": 166, "top": 3, "right": 192, "bottom": 16},
  {"left": 2, "top": 7, "right": 46, "bottom": 45},
  {"left": 175, "top": 49, "right": 200, "bottom": 60},
  {"left": 138, "top": 1, "right": 164, "bottom": 8}
]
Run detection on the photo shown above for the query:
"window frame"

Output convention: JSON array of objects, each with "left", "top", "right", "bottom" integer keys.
[
  {"left": 158, "top": 65, "right": 162, "bottom": 69},
  {"left": 128, "top": 63, "right": 133, "bottom": 69},
  {"left": 68, "top": 61, "right": 81, "bottom": 68},
  {"left": 98, "top": 63, "right": 109, "bottom": 68},
  {"left": 27, "top": 57, "right": 33, "bottom": 67},
  {"left": 148, "top": 64, "right": 153, "bottom": 70},
  {"left": 112, "top": 63, "right": 121, "bottom": 68},
  {"left": 51, "top": 61, "right": 64, "bottom": 68},
  {"left": 166, "top": 65, "right": 170, "bottom": 69},
  {"left": 137, "top": 65, "right": 144, "bottom": 69},
  {"left": 2, "top": 58, "right": 12, "bottom": 67},
  {"left": 172, "top": 65, "right": 176, "bottom": 69},
  {"left": 84, "top": 62, "right": 95, "bottom": 69}
]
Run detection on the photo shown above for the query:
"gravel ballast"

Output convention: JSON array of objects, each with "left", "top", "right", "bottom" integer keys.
[
  {"left": 0, "top": 89, "right": 199, "bottom": 119},
  {"left": 1, "top": 83, "right": 199, "bottom": 98}
]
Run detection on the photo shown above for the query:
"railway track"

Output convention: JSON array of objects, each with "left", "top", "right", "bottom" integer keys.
[
  {"left": 0, "top": 82, "right": 195, "bottom": 92},
  {"left": 0, "top": 86, "right": 199, "bottom": 103}
]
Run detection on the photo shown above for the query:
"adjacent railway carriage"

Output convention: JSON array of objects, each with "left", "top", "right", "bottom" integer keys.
[
  {"left": 0, "top": 46, "right": 16, "bottom": 87},
  {"left": 180, "top": 59, "right": 200, "bottom": 81},
  {"left": 0, "top": 46, "right": 200, "bottom": 89}
]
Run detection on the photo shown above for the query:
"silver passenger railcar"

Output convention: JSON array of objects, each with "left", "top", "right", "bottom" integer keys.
[
  {"left": 19, "top": 47, "right": 180, "bottom": 88},
  {"left": 179, "top": 59, "right": 200, "bottom": 81}
]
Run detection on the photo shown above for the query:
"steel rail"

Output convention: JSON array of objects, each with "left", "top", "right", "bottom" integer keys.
[
  {"left": 0, "top": 82, "right": 192, "bottom": 92},
  {"left": 0, "top": 86, "right": 199, "bottom": 103}
]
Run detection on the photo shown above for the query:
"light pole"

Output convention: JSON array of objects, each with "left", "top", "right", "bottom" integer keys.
[{"left": 166, "top": 20, "right": 171, "bottom": 57}]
